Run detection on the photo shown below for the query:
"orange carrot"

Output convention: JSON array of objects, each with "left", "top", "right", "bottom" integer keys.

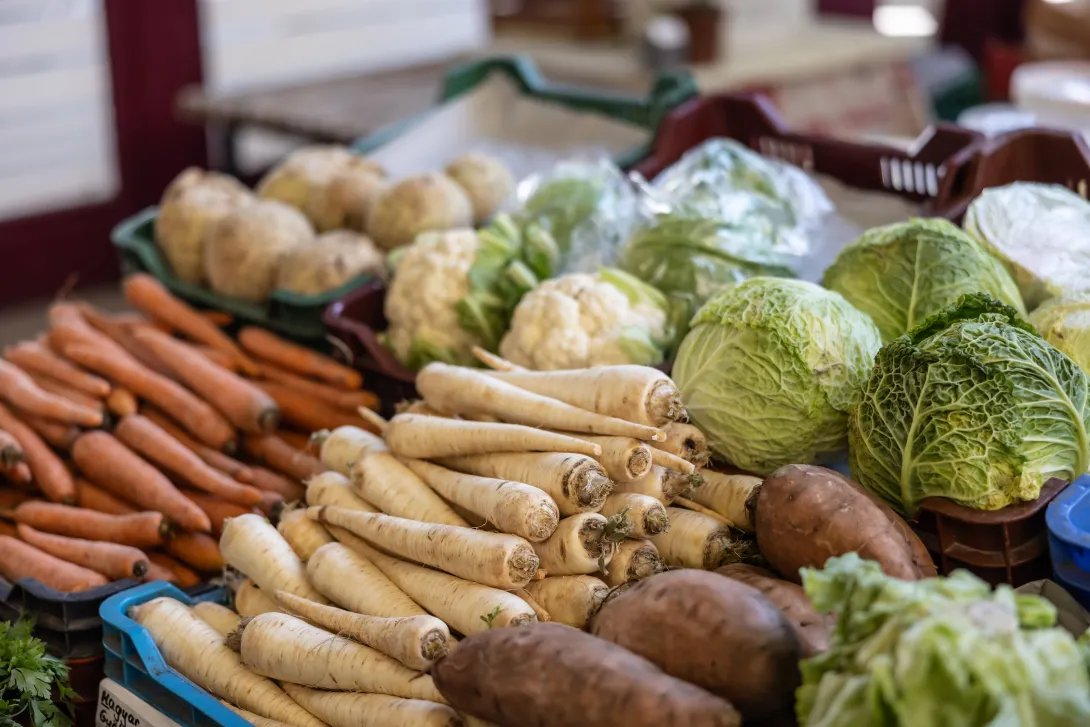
[
  {"left": 75, "top": 303, "right": 177, "bottom": 378},
  {"left": 0, "top": 403, "right": 75, "bottom": 503},
  {"left": 276, "top": 430, "right": 314, "bottom": 452},
  {"left": 17, "top": 524, "right": 148, "bottom": 580},
  {"left": 202, "top": 310, "right": 234, "bottom": 327},
  {"left": 0, "top": 360, "right": 102, "bottom": 427},
  {"left": 247, "top": 466, "right": 305, "bottom": 502},
  {"left": 2, "top": 462, "right": 31, "bottom": 487},
  {"left": 71, "top": 431, "right": 211, "bottom": 532},
  {"left": 0, "top": 521, "right": 16, "bottom": 538},
  {"left": 20, "top": 415, "right": 80, "bottom": 451},
  {"left": 114, "top": 415, "right": 263, "bottom": 507},
  {"left": 134, "top": 329, "right": 279, "bottom": 434},
  {"left": 140, "top": 407, "right": 254, "bottom": 482},
  {"left": 165, "top": 531, "right": 224, "bottom": 572},
  {"left": 4, "top": 340, "right": 110, "bottom": 397},
  {"left": 0, "top": 535, "right": 108, "bottom": 591},
  {"left": 27, "top": 372, "right": 106, "bottom": 414},
  {"left": 0, "top": 487, "right": 33, "bottom": 511},
  {"left": 192, "top": 345, "right": 240, "bottom": 372},
  {"left": 63, "top": 344, "right": 236, "bottom": 452},
  {"left": 241, "top": 434, "right": 325, "bottom": 481},
  {"left": 0, "top": 430, "right": 25, "bottom": 480},
  {"left": 257, "top": 383, "right": 375, "bottom": 434},
  {"left": 181, "top": 490, "right": 253, "bottom": 535},
  {"left": 106, "top": 388, "right": 138, "bottom": 416},
  {"left": 48, "top": 303, "right": 126, "bottom": 354},
  {"left": 260, "top": 364, "right": 379, "bottom": 411},
  {"left": 239, "top": 327, "right": 361, "bottom": 389},
  {"left": 12, "top": 501, "right": 169, "bottom": 547},
  {"left": 123, "top": 275, "right": 257, "bottom": 375},
  {"left": 75, "top": 479, "right": 137, "bottom": 515},
  {"left": 145, "top": 551, "right": 201, "bottom": 587}
]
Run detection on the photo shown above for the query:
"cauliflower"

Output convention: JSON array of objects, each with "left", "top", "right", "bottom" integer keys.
[{"left": 499, "top": 269, "right": 675, "bottom": 370}]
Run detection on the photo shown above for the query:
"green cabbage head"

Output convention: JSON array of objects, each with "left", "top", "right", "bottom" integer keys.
[
  {"left": 850, "top": 293, "right": 1090, "bottom": 516},
  {"left": 823, "top": 218, "right": 1025, "bottom": 342},
  {"left": 1029, "top": 290, "right": 1090, "bottom": 376},
  {"left": 673, "top": 278, "right": 882, "bottom": 475}
]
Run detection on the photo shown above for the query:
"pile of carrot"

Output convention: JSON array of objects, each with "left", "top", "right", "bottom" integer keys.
[{"left": 0, "top": 273, "right": 379, "bottom": 594}]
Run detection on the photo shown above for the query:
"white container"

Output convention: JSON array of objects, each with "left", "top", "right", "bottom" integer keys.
[{"left": 1012, "top": 61, "right": 1090, "bottom": 140}]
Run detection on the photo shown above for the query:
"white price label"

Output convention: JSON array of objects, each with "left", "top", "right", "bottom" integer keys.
[{"left": 97, "top": 680, "right": 180, "bottom": 727}]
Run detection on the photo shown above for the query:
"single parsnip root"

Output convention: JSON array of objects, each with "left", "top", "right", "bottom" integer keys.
[
  {"left": 533, "top": 513, "right": 627, "bottom": 576},
  {"left": 313, "top": 425, "right": 386, "bottom": 475},
  {"left": 192, "top": 601, "right": 241, "bottom": 638},
  {"left": 651, "top": 507, "right": 745, "bottom": 570},
  {"left": 228, "top": 612, "right": 445, "bottom": 702},
  {"left": 652, "top": 422, "right": 710, "bottom": 466},
  {"left": 219, "top": 514, "right": 328, "bottom": 603},
  {"left": 351, "top": 452, "right": 467, "bottom": 527},
  {"left": 281, "top": 683, "right": 462, "bottom": 727},
  {"left": 416, "top": 363, "right": 665, "bottom": 441},
  {"left": 686, "top": 471, "right": 762, "bottom": 532},
  {"left": 402, "top": 459, "right": 559, "bottom": 542},
  {"left": 220, "top": 703, "right": 294, "bottom": 727},
  {"left": 276, "top": 508, "right": 334, "bottom": 560},
  {"left": 599, "top": 493, "right": 669, "bottom": 538},
  {"left": 601, "top": 539, "right": 664, "bottom": 587},
  {"left": 437, "top": 453, "right": 612, "bottom": 516},
  {"left": 559, "top": 433, "right": 651, "bottom": 482},
  {"left": 343, "top": 534, "right": 536, "bottom": 637},
  {"left": 526, "top": 575, "right": 609, "bottom": 629},
  {"left": 129, "top": 597, "right": 325, "bottom": 727},
  {"left": 306, "top": 471, "right": 377, "bottom": 512},
  {"left": 384, "top": 413, "right": 601, "bottom": 459},
  {"left": 673, "top": 497, "right": 732, "bottom": 525},
  {"left": 648, "top": 447, "right": 696, "bottom": 474},
  {"left": 472, "top": 352, "right": 685, "bottom": 427},
  {"left": 612, "top": 465, "right": 702, "bottom": 505},
  {"left": 306, "top": 540, "right": 427, "bottom": 618},
  {"left": 275, "top": 590, "right": 451, "bottom": 670},
  {"left": 234, "top": 579, "right": 281, "bottom": 617},
  {"left": 309, "top": 506, "right": 539, "bottom": 590}
]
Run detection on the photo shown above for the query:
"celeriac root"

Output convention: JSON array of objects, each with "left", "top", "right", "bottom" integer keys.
[
  {"left": 192, "top": 601, "right": 241, "bottom": 638},
  {"left": 282, "top": 683, "right": 462, "bottom": 727},
  {"left": 533, "top": 513, "right": 627, "bottom": 576},
  {"left": 351, "top": 451, "right": 467, "bottom": 526},
  {"left": 385, "top": 414, "right": 601, "bottom": 458},
  {"left": 599, "top": 493, "right": 669, "bottom": 538},
  {"left": 525, "top": 575, "right": 609, "bottom": 629},
  {"left": 600, "top": 539, "right": 664, "bottom": 587},
  {"left": 219, "top": 514, "right": 328, "bottom": 603},
  {"left": 313, "top": 425, "right": 387, "bottom": 475},
  {"left": 276, "top": 507, "right": 334, "bottom": 560},
  {"left": 275, "top": 590, "right": 451, "bottom": 670},
  {"left": 612, "top": 465, "right": 702, "bottom": 505},
  {"left": 234, "top": 579, "right": 281, "bottom": 617},
  {"left": 652, "top": 422, "right": 709, "bottom": 466},
  {"left": 686, "top": 471, "right": 762, "bottom": 532},
  {"left": 306, "top": 471, "right": 377, "bottom": 511},
  {"left": 310, "top": 506, "right": 539, "bottom": 590},
  {"left": 306, "top": 540, "right": 427, "bottom": 618},
  {"left": 651, "top": 507, "right": 745, "bottom": 570}
]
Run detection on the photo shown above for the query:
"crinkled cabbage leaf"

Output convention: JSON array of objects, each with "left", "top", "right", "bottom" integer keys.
[{"left": 1029, "top": 290, "right": 1090, "bottom": 377}]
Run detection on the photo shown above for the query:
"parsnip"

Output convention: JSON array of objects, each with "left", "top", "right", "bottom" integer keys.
[
  {"left": 651, "top": 507, "right": 746, "bottom": 570},
  {"left": 313, "top": 425, "right": 386, "bottom": 475},
  {"left": 130, "top": 597, "right": 323, "bottom": 727},
  {"left": 559, "top": 433, "right": 651, "bottom": 482},
  {"left": 306, "top": 471, "right": 377, "bottom": 511},
  {"left": 652, "top": 422, "right": 709, "bottom": 465},
  {"left": 533, "top": 513, "right": 626, "bottom": 576},
  {"left": 612, "top": 465, "right": 702, "bottom": 505},
  {"left": 402, "top": 459, "right": 559, "bottom": 542},
  {"left": 276, "top": 507, "right": 334, "bottom": 560},
  {"left": 599, "top": 493, "right": 669, "bottom": 538},
  {"left": 192, "top": 601, "right": 241, "bottom": 638},
  {"left": 437, "top": 453, "right": 612, "bottom": 516},
  {"left": 276, "top": 590, "right": 450, "bottom": 670},
  {"left": 648, "top": 447, "right": 696, "bottom": 474},
  {"left": 221, "top": 703, "right": 295, "bottom": 727},
  {"left": 228, "top": 612, "right": 444, "bottom": 702},
  {"left": 282, "top": 683, "right": 461, "bottom": 727},
  {"left": 234, "top": 579, "right": 281, "bottom": 617},
  {"left": 526, "top": 576, "right": 608, "bottom": 629},
  {"left": 306, "top": 541, "right": 427, "bottom": 618},
  {"left": 310, "top": 506, "right": 539, "bottom": 589},
  {"left": 600, "top": 539, "right": 664, "bottom": 587},
  {"left": 351, "top": 451, "right": 467, "bottom": 526},
  {"left": 219, "top": 514, "right": 328, "bottom": 603},
  {"left": 385, "top": 414, "right": 601, "bottom": 458},
  {"left": 686, "top": 471, "right": 762, "bottom": 532}
]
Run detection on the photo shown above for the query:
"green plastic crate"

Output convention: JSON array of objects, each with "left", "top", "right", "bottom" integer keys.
[
  {"left": 111, "top": 207, "right": 376, "bottom": 341},
  {"left": 352, "top": 54, "right": 698, "bottom": 168}
]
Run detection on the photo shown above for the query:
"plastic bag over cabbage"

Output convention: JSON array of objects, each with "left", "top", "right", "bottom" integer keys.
[
  {"left": 513, "top": 158, "right": 638, "bottom": 274},
  {"left": 798, "top": 554, "right": 1090, "bottom": 727},
  {"left": 850, "top": 294, "right": 1090, "bottom": 517},
  {"left": 965, "top": 182, "right": 1090, "bottom": 310}
]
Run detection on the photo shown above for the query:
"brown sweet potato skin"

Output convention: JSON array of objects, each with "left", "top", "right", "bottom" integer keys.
[
  {"left": 590, "top": 570, "right": 800, "bottom": 721},
  {"left": 756, "top": 464, "right": 937, "bottom": 583},
  {"left": 432, "top": 622, "right": 741, "bottom": 727},
  {"left": 715, "top": 563, "right": 833, "bottom": 656}
]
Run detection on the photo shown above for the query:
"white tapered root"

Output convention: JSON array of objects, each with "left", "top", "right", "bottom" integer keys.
[
  {"left": 282, "top": 683, "right": 462, "bottom": 727},
  {"left": 306, "top": 541, "right": 426, "bottom": 618},
  {"left": 276, "top": 508, "right": 334, "bottom": 560},
  {"left": 350, "top": 451, "right": 467, "bottom": 526},
  {"left": 234, "top": 580, "right": 281, "bottom": 617},
  {"left": 686, "top": 471, "right": 762, "bottom": 532},
  {"left": 651, "top": 507, "right": 746, "bottom": 570},
  {"left": 648, "top": 447, "right": 696, "bottom": 474},
  {"left": 385, "top": 414, "right": 601, "bottom": 458},
  {"left": 611, "top": 465, "right": 702, "bottom": 505},
  {"left": 306, "top": 471, "right": 377, "bottom": 512},
  {"left": 560, "top": 433, "right": 652, "bottom": 482},
  {"left": 314, "top": 426, "right": 387, "bottom": 475},
  {"left": 599, "top": 493, "right": 669, "bottom": 538},
  {"left": 533, "top": 512, "right": 627, "bottom": 576},
  {"left": 220, "top": 702, "right": 294, "bottom": 727},
  {"left": 651, "top": 422, "right": 709, "bottom": 465},
  {"left": 219, "top": 514, "right": 328, "bottom": 604},
  {"left": 526, "top": 575, "right": 609, "bottom": 628},
  {"left": 191, "top": 601, "right": 241, "bottom": 639},
  {"left": 600, "top": 539, "right": 664, "bottom": 587}
]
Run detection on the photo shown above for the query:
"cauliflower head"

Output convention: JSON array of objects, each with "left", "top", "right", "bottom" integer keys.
[{"left": 499, "top": 269, "right": 674, "bottom": 370}]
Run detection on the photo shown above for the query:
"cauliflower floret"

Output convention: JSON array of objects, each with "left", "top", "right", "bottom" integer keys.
[
  {"left": 384, "top": 229, "right": 482, "bottom": 367},
  {"left": 500, "top": 272, "right": 669, "bottom": 370}
]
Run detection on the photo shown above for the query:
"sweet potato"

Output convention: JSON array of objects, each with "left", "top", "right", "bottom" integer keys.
[
  {"left": 755, "top": 464, "right": 936, "bottom": 583},
  {"left": 432, "top": 622, "right": 740, "bottom": 727},
  {"left": 715, "top": 563, "right": 833, "bottom": 656},
  {"left": 590, "top": 569, "right": 800, "bottom": 721}
]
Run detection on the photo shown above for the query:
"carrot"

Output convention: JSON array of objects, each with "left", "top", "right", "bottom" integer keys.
[
  {"left": 0, "top": 521, "right": 16, "bottom": 538},
  {"left": 201, "top": 310, "right": 234, "bottom": 327},
  {"left": 190, "top": 345, "right": 240, "bottom": 372},
  {"left": 281, "top": 684, "right": 458, "bottom": 727},
  {"left": 306, "top": 471, "right": 376, "bottom": 512},
  {"left": 133, "top": 329, "right": 280, "bottom": 434},
  {"left": 141, "top": 407, "right": 253, "bottom": 481},
  {"left": 248, "top": 466, "right": 304, "bottom": 502},
  {"left": 0, "top": 429, "right": 25, "bottom": 471},
  {"left": 350, "top": 452, "right": 467, "bottom": 526},
  {"left": 1, "top": 462, "right": 32, "bottom": 488},
  {"left": 76, "top": 479, "right": 136, "bottom": 515},
  {"left": 14, "top": 501, "right": 170, "bottom": 547},
  {"left": 652, "top": 422, "right": 710, "bottom": 466},
  {"left": 260, "top": 364, "right": 379, "bottom": 411},
  {"left": 0, "top": 360, "right": 102, "bottom": 427},
  {"left": 182, "top": 490, "right": 252, "bottom": 535},
  {"left": 0, "top": 486, "right": 33, "bottom": 510},
  {"left": 257, "top": 383, "right": 373, "bottom": 433},
  {"left": 313, "top": 425, "right": 386, "bottom": 475},
  {"left": 106, "top": 388, "right": 138, "bottom": 417},
  {"left": 166, "top": 531, "right": 224, "bottom": 572},
  {"left": 75, "top": 303, "right": 177, "bottom": 378},
  {"left": 192, "top": 601, "right": 242, "bottom": 639},
  {"left": 239, "top": 327, "right": 361, "bottom": 389},
  {"left": 0, "top": 535, "right": 108, "bottom": 591},
  {"left": 600, "top": 492, "right": 670, "bottom": 538},
  {"left": 0, "top": 403, "right": 75, "bottom": 503},
  {"left": 309, "top": 506, "right": 539, "bottom": 590},
  {"left": 218, "top": 514, "right": 327, "bottom": 603},
  {"left": 417, "top": 363, "right": 665, "bottom": 441},
  {"left": 241, "top": 434, "right": 324, "bottom": 481},
  {"left": 114, "top": 414, "right": 264, "bottom": 507},
  {"left": 4, "top": 340, "right": 110, "bottom": 397},
  {"left": 123, "top": 274, "right": 258, "bottom": 375},
  {"left": 18, "top": 415, "right": 80, "bottom": 451},
  {"left": 130, "top": 597, "right": 326, "bottom": 727},
  {"left": 650, "top": 507, "right": 746, "bottom": 570},
  {"left": 72, "top": 431, "right": 212, "bottom": 532},
  {"left": 64, "top": 344, "right": 236, "bottom": 451},
  {"left": 27, "top": 372, "right": 107, "bottom": 414},
  {"left": 47, "top": 303, "right": 128, "bottom": 355},
  {"left": 305, "top": 540, "right": 424, "bottom": 617},
  {"left": 613, "top": 465, "right": 703, "bottom": 505},
  {"left": 380, "top": 413, "right": 601, "bottom": 459},
  {"left": 525, "top": 575, "right": 608, "bottom": 629},
  {"left": 16, "top": 523, "right": 148, "bottom": 579},
  {"left": 601, "top": 539, "right": 664, "bottom": 587},
  {"left": 686, "top": 471, "right": 762, "bottom": 532},
  {"left": 533, "top": 512, "right": 626, "bottom": 576},
  {"left": 142, "top": 554, "right": 196, "bottom": 585},
  {"left": 275, "top": 429, "right": 312, "bottom": 452}
]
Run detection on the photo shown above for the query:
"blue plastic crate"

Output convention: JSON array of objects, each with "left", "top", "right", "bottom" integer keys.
[
  {"left": 100, "top": 582, "right": 249, "bottom": 727},
  {"left": 1047, "top": 474, "right": 1090, "bottom": 608}
]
